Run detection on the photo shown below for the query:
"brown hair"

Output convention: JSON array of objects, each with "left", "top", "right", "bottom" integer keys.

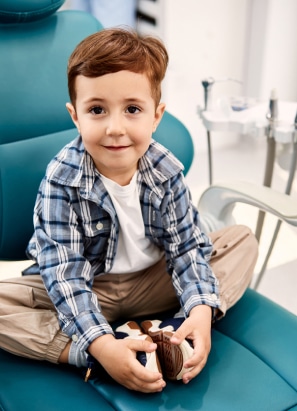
[{"left": 67, "top": 28, "right": 169, "bottom": 107}]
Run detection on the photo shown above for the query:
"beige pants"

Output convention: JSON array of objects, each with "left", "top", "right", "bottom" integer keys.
[{"left": 0, "top": 225, "right": 258, "bottom": 363}]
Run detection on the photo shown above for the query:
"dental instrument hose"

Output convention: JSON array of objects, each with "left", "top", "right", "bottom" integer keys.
[
  {"left": 206, "top": 130, "right": 213, "bottom": 185},
  {"left": 201, "top": 77, "right": 242, "bottom": 186},
  {"left": 202, "top": 78, "right": 215, "bottom": 185},
  {"left": 255, "top": 89, "right": 278, "bottom": 242},
  {"left": 254, "top": 110, "right": 297, "bottom": 289}
]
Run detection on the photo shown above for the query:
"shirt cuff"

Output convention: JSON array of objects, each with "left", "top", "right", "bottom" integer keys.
[
  {"left": 61, "top": 310, "right": 114, "bottom": 351},
  {"left": 181, "top": 277, "right": 221, "bottom": 318}
]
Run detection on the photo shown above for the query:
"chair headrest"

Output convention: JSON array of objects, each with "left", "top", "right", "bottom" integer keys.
[{"left": 0, "top": 0, "right": 65, "bottom": 23}]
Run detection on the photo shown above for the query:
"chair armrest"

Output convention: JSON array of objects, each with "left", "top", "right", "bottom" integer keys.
[{"left": 198, "top": 181, "right": 297, "bottom": 230}]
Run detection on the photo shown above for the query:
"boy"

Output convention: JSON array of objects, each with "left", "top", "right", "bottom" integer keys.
[{"left": 0, "top": 28, "right": 258, "bottom": 393}]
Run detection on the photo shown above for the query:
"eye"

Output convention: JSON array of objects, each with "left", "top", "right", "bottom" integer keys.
[
  {"left": 126, "top": 105, "right": 140, "bottom": 114},
  {"left": 89, "top": 106, "right": 104, "bottom": 115}
]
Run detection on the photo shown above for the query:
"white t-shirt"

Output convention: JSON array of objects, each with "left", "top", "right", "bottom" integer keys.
[{"left": 100, "top": 172, "right": 164, "bottom": 273}]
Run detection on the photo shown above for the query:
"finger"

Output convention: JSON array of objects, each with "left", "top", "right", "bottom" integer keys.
[
  {"left": 132, "top": 358, "right": 163, "bottom": 382},
  {"left": 181, "top": 349, "right": 209, "bottom": 383},
  {"left": 124, "top": 377, "right": 166, "bottom": 393},
  {"left": 131, "top": 369, "right": 166, "bottom": 393},
  {"left": 170, "top": 321, "right": 190, "bottom": 345},
  {"left": 119, "top": 361, "right": 166, "bottom": 393},
  {"left": 134, "top": 379, "right": 166, "bottom": 393},
  {"left": 126, "top": 337, "right": 158, "bottom": 354},
  {"left": 118, "top": 344, "right": 164, "bottom": 382},
  {"left": 185, "top": 339, "right": 211, "bottom": 370},
  {"left": 181, "top": 361, "right": 206, "bottom": 384}
]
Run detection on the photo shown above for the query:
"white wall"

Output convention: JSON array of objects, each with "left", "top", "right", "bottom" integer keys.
[
  {"left": 138, "top": 0, "right": 250, "bottom": 151},
  {"left": 138, "top": 0, "right": 297, "bottom": 151},
  {"left": 244, "top": 0, "right": 297, "bottom": 102}
]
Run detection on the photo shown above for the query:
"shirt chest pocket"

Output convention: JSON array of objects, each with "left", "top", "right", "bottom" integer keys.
[
  {"left": 83, "top": 219, "right": 111, "bottom": 239},
  {"left": 77, "top": 200, "right": 113, "bottom": 239},
  {"left": 82, "top": 218, "right": 112, "bottom": 263}
]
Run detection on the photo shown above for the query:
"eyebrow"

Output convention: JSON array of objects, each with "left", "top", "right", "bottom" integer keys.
[
  {"left": 82, "top": 97, "right": 148, "bottom": 106},
  {"left": 82, "top": 97, "right": 104, "bottom": 105}
]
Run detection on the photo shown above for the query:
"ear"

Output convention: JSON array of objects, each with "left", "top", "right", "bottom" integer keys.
[
  {"left": 66, "top": 102, "right": 80, "bottom": 131},
  {"left": 153, "top": 103, "right": 166, "bottom": 132}
]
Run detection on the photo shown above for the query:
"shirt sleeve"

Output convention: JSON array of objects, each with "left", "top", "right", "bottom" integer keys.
[
  {"left": 160, "top": 172, "right": 221, "bottom": 316},
  {"left": 27, "top": 178, "right": 114, "bottom": 351}
]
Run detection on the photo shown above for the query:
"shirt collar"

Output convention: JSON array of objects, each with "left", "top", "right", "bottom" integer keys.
[{"left": 46, "top": 136, "right": 184, "bottom": 199}]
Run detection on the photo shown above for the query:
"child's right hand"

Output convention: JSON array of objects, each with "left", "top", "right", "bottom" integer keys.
[{"left": 88, "top": 334, "right": 166, "bottom": 393}]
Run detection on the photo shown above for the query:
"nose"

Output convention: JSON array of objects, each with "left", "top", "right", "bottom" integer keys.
[{"left": 106, "top": 113, "right": 125, "bottom": 136}]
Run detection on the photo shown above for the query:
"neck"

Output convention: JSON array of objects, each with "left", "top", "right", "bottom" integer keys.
[{"left": 99, "top": 168, "right": 137, "bottom": 186}]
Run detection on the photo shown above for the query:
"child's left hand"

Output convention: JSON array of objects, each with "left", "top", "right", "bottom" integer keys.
[{"left": 170, "top": 304, "right": 212, "bottom": 384}]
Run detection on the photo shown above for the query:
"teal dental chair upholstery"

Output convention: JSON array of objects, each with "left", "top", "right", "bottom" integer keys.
[{"left": 1, "top": 1, "right": 297, "bottom": 410}]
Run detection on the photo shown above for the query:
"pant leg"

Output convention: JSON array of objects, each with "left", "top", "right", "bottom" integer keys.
[
  {"left": 209, "top": 225, "right": 258, "bottom": 317},
  {"left": 92, "top": 257, "right": 180, "bottom": 322},
  {"left": 0, "top": 260, "right": 178, "bottom": 363},
  {"left": 93, "top": 224, "right": 258, "bottom": 322},
  {"left": 0, "top": 275, "right": 69, "bottom": 363},
  {"left": 0, "top": 225, "right": 257, "bottom": 363}
]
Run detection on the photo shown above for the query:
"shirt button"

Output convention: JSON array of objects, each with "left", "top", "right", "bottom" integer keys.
[
  {"left": 96, "top": 222, "right": 103, "bottom": 230},
  {"left": 210, "top": 293, "right": 217, "bottom": 302},
  {"left": 72, "top": 334, "right": 78, "bottom": 342}
]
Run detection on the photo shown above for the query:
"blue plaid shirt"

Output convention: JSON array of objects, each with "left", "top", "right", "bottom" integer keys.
[{"left": 26, "top": 136, "right": 220, "bottom": 351}]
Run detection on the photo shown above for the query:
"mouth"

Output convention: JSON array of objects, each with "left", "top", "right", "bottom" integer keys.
[{"left": 104, "top": 145, "right": 130, "bottom": 152}]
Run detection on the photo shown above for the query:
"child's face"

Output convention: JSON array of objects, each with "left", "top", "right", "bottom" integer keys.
[{"left": 66, "top": 70, "right": 165, "bottom": 185}]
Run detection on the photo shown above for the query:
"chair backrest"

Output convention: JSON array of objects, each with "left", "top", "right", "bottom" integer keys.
[
  {"left": 0, "top": 0, "right": 103, "bottom": 260},
  {"left": 154, "top": 111, "right": 194, "bottom": 176},
  {"left": 0, "top": 1, "right": 103, "bottom": 145},
  {"left": 0, "top": 0, "right": 194, "bottom": 261}
]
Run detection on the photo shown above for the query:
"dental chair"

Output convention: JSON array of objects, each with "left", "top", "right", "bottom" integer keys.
[{"left": 1, "top": 1, "right": 297, "bottom": 410}]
